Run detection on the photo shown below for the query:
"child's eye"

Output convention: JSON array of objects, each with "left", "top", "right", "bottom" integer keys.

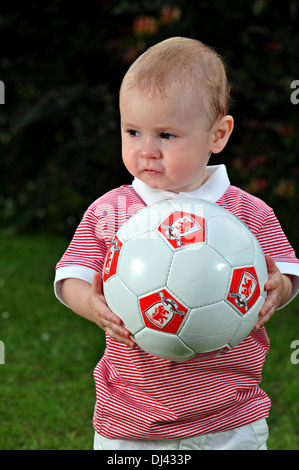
[
  {"left": 127, "top": 129, "right": 141, "bottom": 137},
  {"left": 160, "top": 132, "right": 175, "bottom": 140}
]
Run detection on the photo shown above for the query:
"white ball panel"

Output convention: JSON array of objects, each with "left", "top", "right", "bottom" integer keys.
[
  {"left": 207, "top": 216, "right": 255, "bottom": 267},
  {"left": 117, "top": 201, "right": 173, "bottom": 241},
  {"left": 103, "top": 276, "right": 144, "bottom": 335},
  {"left": 168, "top": 245, "right": 230, "bottom": 308},
  {"left": 179, "top": 301, "right": 241, "bottom": 352},
  {"left": 134, "top": 328, "right": 195, "bottom": 361},
  {"left": 229, "top": 296, "right": 265, "bottom": 347},
  {"left": 118, "top": 233, "right": 173, "bottom": 296}
]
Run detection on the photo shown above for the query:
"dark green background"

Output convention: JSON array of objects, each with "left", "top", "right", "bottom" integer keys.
[{"left": 0, "top": 0, "right": 298, "bottom": 248}]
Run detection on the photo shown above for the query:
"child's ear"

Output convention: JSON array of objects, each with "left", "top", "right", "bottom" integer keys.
[{"left": 210, "top": 115, "right": 234, "bottom": 154}]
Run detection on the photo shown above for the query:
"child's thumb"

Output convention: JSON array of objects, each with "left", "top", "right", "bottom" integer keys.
[{"left": 91, "top": 272, "right": 103, "bottom": 294}]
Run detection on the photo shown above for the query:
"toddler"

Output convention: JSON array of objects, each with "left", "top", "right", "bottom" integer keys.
[{"left": 55, "top": 37, "right": 299, "bottom": 450}]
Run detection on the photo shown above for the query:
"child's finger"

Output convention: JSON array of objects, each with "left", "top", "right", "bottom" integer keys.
[
  {"left": 265, "top": 255, "right": 277, "bottom": 274},
  {"left": 106, "top": 322, "right": 136, "bottom": 348},
  {"left": 95, "top": 302, "right": 135, "bottom": 346},
  {"left": 263, "top": 256, "right": 281, "bottom": 293},
  {"left": 95, "top": 301, "right": 122, "bottom": 328},
  {"left": 91, "top": 272, "right": 136, "bottom": 348},
  {"left": 255, "top": 289, "right": 277, "bottom": 329}
]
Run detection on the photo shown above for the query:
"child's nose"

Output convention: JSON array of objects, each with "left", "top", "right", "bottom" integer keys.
[{"left": 140, "top": 138, "right": 161, "bottom": 159}]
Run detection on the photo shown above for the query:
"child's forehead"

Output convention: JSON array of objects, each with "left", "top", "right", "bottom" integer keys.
[
  {"left": 119, "top": 82, "right": 203, "bottom": 128},
  {"left": 120, "top": 81, "right": 197, "bottom": 111},
  {"left": 120, "top": 69, "right": 199, "bottom": 103}
]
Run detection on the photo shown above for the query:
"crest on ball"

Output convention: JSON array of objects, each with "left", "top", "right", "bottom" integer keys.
[
  {"left": 103, "top": 236, "right": 122, "bottom": 282},
  {"left": 158, "top": 211, "right": 205, "bottom": 248},
  {"left": 139, "top": 289, "right": 189, "bottom": 334},
  {"left": 227, "top": 267, "right": 260, "bottom": 314}
]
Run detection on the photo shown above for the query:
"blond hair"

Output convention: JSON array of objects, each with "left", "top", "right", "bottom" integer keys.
[{"left": 120, "top": 37, "right": 231, "bottom": 130}]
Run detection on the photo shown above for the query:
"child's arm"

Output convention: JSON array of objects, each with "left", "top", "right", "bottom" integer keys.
[
  {"left": 255, "top": 255, "right": 293, "bottom": 330},
  {"left": 61, "top": 273, "right": 136, "bottom": 349}
]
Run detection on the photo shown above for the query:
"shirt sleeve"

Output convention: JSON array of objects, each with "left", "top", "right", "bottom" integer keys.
[{"left": 54, "top": 207, "right": 108, "bottom": 306}]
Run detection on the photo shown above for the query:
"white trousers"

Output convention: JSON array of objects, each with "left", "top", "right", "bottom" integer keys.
[{"left": 94, "top": 418, "right": 268, "bottom": 450}]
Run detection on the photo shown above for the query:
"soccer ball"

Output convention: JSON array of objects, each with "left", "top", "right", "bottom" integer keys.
[{"left": 103, "top": 198, "right": 267, "bottom": 361}]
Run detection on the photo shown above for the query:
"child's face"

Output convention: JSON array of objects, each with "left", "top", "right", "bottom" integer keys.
[{"left": 120, "top": 85, "right": 217, "bottom": 193}]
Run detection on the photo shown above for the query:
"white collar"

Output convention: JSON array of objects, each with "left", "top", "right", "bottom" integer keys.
[{"left": 132, "top": 164, "right": 230, "bottom": 205}]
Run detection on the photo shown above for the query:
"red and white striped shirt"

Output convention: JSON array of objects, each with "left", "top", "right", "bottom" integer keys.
[{"left": 55, "top": 165, "right": 299, "bottom": 439}]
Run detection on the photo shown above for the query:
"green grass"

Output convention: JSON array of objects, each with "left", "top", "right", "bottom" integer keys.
[
  {"left": 0, "top": 233, "right": 105, "bottom": 450},
  {"left": 261, "top": 298, "right": 299, "bottom": 450},
  {"left": 0, "top": 232, "right": 298, "bottom": 449}
]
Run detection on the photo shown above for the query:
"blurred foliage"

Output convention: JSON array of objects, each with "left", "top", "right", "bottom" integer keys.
[{"left": 0, "top": 0, "right": 298, "bottom": 247}]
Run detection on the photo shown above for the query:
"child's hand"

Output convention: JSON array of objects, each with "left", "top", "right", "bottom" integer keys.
[
  {"left": 88, "top": 273, "right": 136, "bottom": 349},
  {"left": 255, "top": 255, "right": 292, "bottom": 330}
]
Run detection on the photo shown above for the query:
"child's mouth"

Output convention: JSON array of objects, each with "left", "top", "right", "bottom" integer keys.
[{"left": 144, "top": 167, "right": 162, "bottom": 175}]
